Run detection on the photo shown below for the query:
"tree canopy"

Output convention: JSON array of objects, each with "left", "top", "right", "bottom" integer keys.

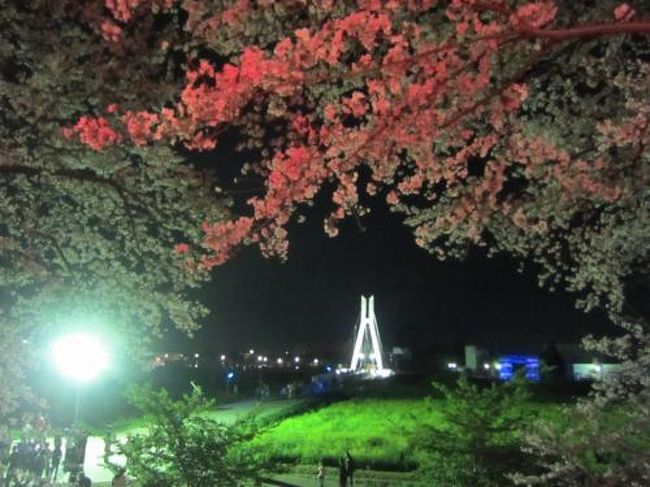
[
  {"left": 0, "top": 0, "right": 227, "bottom": 415},
  {"left": 62, "top": 0, "right": 649, "bottom": 317}
]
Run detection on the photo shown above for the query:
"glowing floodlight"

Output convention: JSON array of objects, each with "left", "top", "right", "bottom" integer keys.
[{"left": 51, "top": 333, "right": 110, "bottom": 382}]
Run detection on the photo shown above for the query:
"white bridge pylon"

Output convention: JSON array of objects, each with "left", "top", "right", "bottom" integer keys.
[{"left": 350, "top": 295, "right": 385, "bottom": 372}]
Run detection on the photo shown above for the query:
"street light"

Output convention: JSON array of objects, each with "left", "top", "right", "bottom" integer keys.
[
  {"left": 51, "top": 333, "right": 110, "bottom": 382},
  {"left": 50, "top": 333, "right": 110, "bottom": 423}
]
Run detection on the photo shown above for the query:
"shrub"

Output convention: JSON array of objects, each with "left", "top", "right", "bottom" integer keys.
[
  {"left": 108, "top": 385, "right": 273, "bottom": 486},
  {"left": 411, "top": 376, "right": 537, "bottom": 486}
]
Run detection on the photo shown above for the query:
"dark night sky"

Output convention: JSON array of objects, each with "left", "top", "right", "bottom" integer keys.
[{"left": 182, "top": 198, "right": 617, "bottom": 357}]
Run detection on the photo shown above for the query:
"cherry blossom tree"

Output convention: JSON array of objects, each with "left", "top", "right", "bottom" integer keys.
[
  {"left": 0, "top": 0, "right": 228, "bottom": 417},
  {"left": 63, "top": 1, "right": 648, "bottom": 318}
]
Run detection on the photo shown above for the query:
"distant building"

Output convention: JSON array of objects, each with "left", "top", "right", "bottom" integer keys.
[
  {"left": 388, "top": 347, "right": 412, "bottom": 372},
  {"left": 464, "top": 344, "right": 490, "bottom": 374},
  {"left": 497, "top": 354, "right": 541, "bottom": 382},
  {"left": 555, "top": 344, "right": 620, "bottom": 382}
]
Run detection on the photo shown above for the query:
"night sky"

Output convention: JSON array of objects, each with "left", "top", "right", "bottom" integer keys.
[{"left": 184, "top": 197, "right": 617, "bottom": 357}]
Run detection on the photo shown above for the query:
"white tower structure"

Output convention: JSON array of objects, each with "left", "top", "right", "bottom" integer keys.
[{"left": 350, "top": 295, "right": 386, "bottom": 372}]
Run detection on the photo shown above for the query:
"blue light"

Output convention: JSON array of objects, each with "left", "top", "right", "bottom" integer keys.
[
  {"left": 497, "top": 355, "right": 540, "bottom": 382},
  {"left": 325, "top": 366, "right": 332, "bottom": 372},
  {"left": 226, "top": 371, "right": 234, "bottom": 380}
]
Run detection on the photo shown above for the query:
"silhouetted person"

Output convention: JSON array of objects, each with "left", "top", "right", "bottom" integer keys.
[
  {"left": 51, "top": 438, "right": 62, "bottom": 482},
  {"left": 42, "top": 442, "right": 53, "bottom": 480},
  {"left": 34, "top": 444, "right": 47, "bottom": 480},
  {"left": 316, "top": 460, "right": 325, "bottom": 487},
  {"left": 338, "top": 456, "right": 347, "bottom": 486},
  {"left": 0, "top": 427, "right": 10, "bottom": 466},
  {"left": 5, "top": 445, "right": 19, "bottom": 485},
  {"left": 103, "top": 428, "right": 113, "bottom": 464},
  {"left": 345, "top": 451, "right": 355, "bottom": 486}
]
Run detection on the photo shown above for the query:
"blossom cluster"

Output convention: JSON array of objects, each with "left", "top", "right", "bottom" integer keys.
[{"left": 64, "top": 0, "right": 647, "bottom": 268}]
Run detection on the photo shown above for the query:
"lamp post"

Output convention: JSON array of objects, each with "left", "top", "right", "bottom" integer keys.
[{"left": 50, "top": 333, "right": 110, "bottom": 424}]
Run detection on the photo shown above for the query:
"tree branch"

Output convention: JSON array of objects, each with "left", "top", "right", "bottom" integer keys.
[{"left": 521, "top": 21, "right": 650, "bottom": 41}]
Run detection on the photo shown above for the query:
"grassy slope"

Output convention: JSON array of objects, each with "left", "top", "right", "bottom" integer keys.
[
  {"left": 252, "top": 398, "right": 564, "bottom": 470},
  {"left": 252, "top": 399, "right": 444, "bottom": 467}
]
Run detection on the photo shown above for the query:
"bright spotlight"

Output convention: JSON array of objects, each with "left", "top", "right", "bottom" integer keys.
[{"left": 51, "top": 333, "right": 109, "bottom": 382}]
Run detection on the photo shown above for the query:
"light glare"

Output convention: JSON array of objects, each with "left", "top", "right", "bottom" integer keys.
[{"left": 51, "top": 333, "right": 109, "bottom": 382}]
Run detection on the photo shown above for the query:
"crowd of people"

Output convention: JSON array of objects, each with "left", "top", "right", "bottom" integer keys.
[
  {"left": 0, "top": 423, "right": 92, "bottom": 487},
  {"left": 1, "top": 437, "right": 62, "bottom": 486}
]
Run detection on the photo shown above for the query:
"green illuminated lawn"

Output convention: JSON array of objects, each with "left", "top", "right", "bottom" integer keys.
[
  {"left": 252, "top": 397, "right": 564, "bottom": 470},
  {"left": 252, "top": 399, "right": 444, "bottom": 468}
]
